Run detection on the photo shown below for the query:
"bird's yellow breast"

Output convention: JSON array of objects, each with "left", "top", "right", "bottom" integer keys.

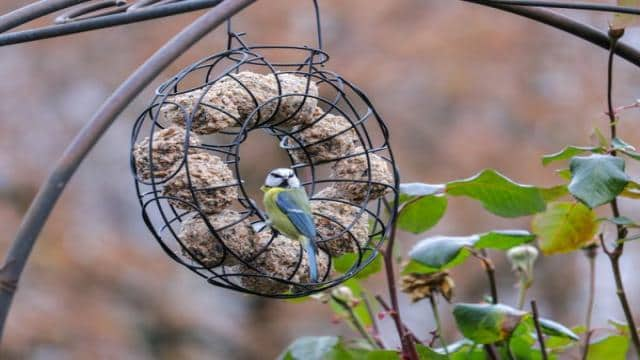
[{"left": 262, "top": 187, "right": 300, "bottom": 240}]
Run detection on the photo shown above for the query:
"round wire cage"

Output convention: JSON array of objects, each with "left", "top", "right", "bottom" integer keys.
[{"left": 130, "top": 29, "right": 400, "bottom": 298}]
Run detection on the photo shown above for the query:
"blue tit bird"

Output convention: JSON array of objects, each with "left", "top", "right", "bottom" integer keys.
[{"left": 261, "top": 168, "right": 319, "bottom": 283}]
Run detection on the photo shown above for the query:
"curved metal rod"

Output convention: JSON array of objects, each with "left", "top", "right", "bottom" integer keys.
[
  {"left": 463, "top": 0, "right": 640, "bottom": 68},
  {"left": 0, "top": 0, "right": 224, "bottom": 46},
  {"left": 0, "top": 0, "right": 255, "bottom": 343},
  {"left": 483, "top": 0, "right": 640, "bottom": 15},
  {"left": 0, "top": 0, "right": 88, "bottom": 33}
]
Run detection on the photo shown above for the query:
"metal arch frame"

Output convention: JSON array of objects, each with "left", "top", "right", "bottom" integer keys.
[
  {"left": 0, "top": 0, "right": 256, "bottom": 343},
  {"left": 0, "top": 0, "right": 639, "bottom": 346}
]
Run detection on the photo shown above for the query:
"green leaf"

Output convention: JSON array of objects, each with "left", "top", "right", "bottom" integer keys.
[
  {"left": 556, "top": 168, "right": 572, "bottom": 181},
  {"left": 539, "top": 318, "right": 579, "bottom": 341},
  {"left": 608, "top": 319, "right": 631, "bottom": 336},
  {"left": 280, "top": 336, "right": 340, "bottom": 360},
  {"left": 416, "top": 341, "right": 485, "bottom": 360},
  {"left": 405, "top": 236, "right": 475, "bottom": 274},
  {"left": 404, "top": 230, "right": 534, "bottom": 274},
  {"left": 446, "top": 169, "right": 546, "bottom": 217},
  {"left": 333, "top": 250, "right": 382, "bottom": 279},
  {"left": 532, "top": 202, "right": 598, "bottom": 255},
  {"left": 586, "top": 335, "right": 629, "bottom": 360},
  {"left": 621, "top": 181, "right": 640, "bottom": 199},
  {"left": 540, "top": 185, "right": 569, "bottom": 202},
  {"left": 542, "top": 145, "right": 602, "bottom": 166},
  {"left": 507, "top": 322, "right": 554, "bottom": 360},
  {"left": 612, "top": 137, "right": 635, "bottom": 152},
  {"left": 600, "top": 216, "right": 638, "bottom": 227},
  {"left": 399, "top": 183, "right": 445, "bottom": 198},
  {"left": 568, "top": 155, "right": 629, "bottom": 208},
  {"left": 397, "top": 195, "right": 448, "bottom": 234},
  {"left": 473, "top": 230, "right": 536, "bottom": 250},
  {"left": 613, "top": 138, "right": 640, "bottom": 161},
  {"left": 453, "top": 303, "right": 526, "bottom": 344},
  {"left": 612, "top": 0, "right": 640, "bottom": 30}
]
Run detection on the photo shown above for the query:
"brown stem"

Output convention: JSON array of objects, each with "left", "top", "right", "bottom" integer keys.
[
  {"left": 474, "top": 250, "right": 499, "bottom": 304},
  {"left": 381, "top": 219, "right": 419, "bottom": 360},
  {"left": 531, "top": 300, "right": 548, "bottom": 360},
  {"left": 603, "top": 29, "right": 640, "bottom": 357}
]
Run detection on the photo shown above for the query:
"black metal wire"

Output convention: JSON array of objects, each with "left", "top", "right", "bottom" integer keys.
[{"left": 130, "top": 36, "right": 399, "bottom": 298}]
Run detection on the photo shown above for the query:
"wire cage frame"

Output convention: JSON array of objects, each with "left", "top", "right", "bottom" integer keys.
[{"left": 129, "top": 24, "right": 400, "bottom": 298}]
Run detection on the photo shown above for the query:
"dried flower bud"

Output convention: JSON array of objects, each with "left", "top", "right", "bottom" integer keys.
[
  {"left": 506, "top": 245, "right": 539, "bottom": 275},
  {"left": 400, "top": 271, "right": 455, "bottom": 303}
]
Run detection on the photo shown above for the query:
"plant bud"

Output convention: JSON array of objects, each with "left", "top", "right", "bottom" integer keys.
[
  {"left": 331, "top": 286, "right": 357, "bottom": 307},
  {"left": 506, "top": 245, "right": 539, "bottom": 279}
]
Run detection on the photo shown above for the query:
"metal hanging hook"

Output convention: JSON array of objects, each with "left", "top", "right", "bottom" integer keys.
[{"left": 226, "top": 0, "right": 323, "bottom": 50}]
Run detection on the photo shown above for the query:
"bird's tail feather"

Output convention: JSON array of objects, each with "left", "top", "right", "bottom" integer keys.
[{"left": 302, "top": 236, "right": 318, "bottom": 283}]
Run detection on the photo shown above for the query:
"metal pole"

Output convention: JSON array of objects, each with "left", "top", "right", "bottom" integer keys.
[
  {"left": 0, "top": 0, "right": 227, "bottom": 46},
  {"left": 0, "top": 0, "right": 256, "bottom": 344},
  {"left": 0, "top": 0, "right": 87, "bottom": 33}
]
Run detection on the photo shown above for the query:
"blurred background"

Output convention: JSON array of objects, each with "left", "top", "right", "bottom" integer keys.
[{"left": 1, "top": 0, "right": 640, "bottom": 358}]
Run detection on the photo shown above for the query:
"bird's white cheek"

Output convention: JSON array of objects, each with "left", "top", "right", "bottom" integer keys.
[{"left": 265, "top": 176, "right": 280, "bottom": 187}]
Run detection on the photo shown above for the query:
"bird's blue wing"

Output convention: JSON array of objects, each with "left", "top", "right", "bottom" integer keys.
[{"left": 275, "top": 189, "right": 316, "bottom": 241}]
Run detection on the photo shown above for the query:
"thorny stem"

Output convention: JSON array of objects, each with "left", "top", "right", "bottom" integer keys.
[
  {"left": 381, "top": 221, "right": 419, "bottom": 360},
  {"left": 581, "top": 245, "right": 597, "bottom": 360},
  {"left": 429, "top": 296, "right": 449, "bottom": 357},
  {"left": 531, "top": 300, "right": 548, "bottom": 360},
  {"left": 602, "top": 29, "right": 640, "bottom": 357},
  {"left": 331, "top": 295, "right": 379, "bottom": 349},
  {"left": 375, "top": 295, "right": 424, "bottom": 346}
]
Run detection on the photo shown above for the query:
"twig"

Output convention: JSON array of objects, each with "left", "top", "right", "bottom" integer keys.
[
  {"left": 361, "top": 292, "right": 385, "bottom": 349},
  {"left": 472, "top": 250, "right": 500, "bottom": 360},
  {"left": 429, "top": 296, "right": 450, "bottom": 357},
  {"left": 332, "top": 295, "right": 379, "bottom": 349},
  {"left": 375, "top": 295, "right": 424, "bottom": 345},
  {"left": 602, "top": 29, "right": 640, "bottom": 357},
  {"left": 582, "top": 244, "right": 597, "bottom": 360},
  {"left": 473, "top": 250, "right": 499, "bottom": 303},
  {"left": 531, "top": 300, "right": 548, "bottom": 360},
  {"left": 381, "top": 218, "right": 420, "bottom": 360}
]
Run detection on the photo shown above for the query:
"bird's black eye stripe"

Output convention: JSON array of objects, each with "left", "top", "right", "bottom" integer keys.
[{"left": 272, "top": 173, "right": 282, "bottom": 178}]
